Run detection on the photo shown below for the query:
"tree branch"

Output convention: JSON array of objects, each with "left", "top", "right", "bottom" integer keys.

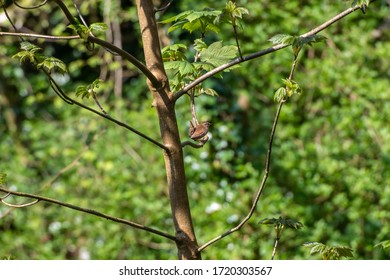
[
  {"left": 198, "top": 38, "right": 304, "bottom": 251},
  {"left": 0, "top": 31, "right": 79, "bottom": 40},
  {"left": 46, "top": 74, "right": 169, "bottom": 151},
  {"left": 173, "top": 4, "right": 364, "bottom": 101},
  {"left": 198, "top": 99, "right": 285, "bottom": 252},
  {"left": 0, "top": 186, "right": 177, "bottom": 241},
  {"left": 52, "top": 0, "right": 161, "bottom": 88}
]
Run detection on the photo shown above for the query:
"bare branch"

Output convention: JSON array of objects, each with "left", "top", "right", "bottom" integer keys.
[
  {"left": 173, "top": 4, "right": 363, "bottom": 101},
  {"left": 198, "top": 99, "right": 285, "bottom": 252},
  {"left": 181, "top": 140, "right": 206, "bottom": 148},
  {"left": 46, "top": 74, "right": 169, "bottom": 151},
  {"left": 13, "top": 0, "right": 48, "bottom": 9},
  {"left": 1, "top": 198, "right": 39, "bottom": 208},
  {"left": 0, "top": 187, "right": 177, "bottom": 241},
  {"left": 0, "top": 31, "right": 80, "bottom": 40}
]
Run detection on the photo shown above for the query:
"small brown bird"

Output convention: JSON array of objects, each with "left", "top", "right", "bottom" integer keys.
[{"left": 189, "top": 121, "right": 211, "bottom": 141}]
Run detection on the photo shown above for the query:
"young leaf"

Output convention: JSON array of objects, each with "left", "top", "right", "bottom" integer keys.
[
  {"left": 194, "top": 39, "right": 208, "bottom": 52},
  {"left": 269, "top": 34, "right": 295, "bottom": 45},
  {"left": 162, "top": 44, "right": 187, "bottom": 61},
  {"left": 282, "top": 78, "right": 302, "bottom": 98},
  {"left": 199, "top": 41, "right": 237, "bottom": 67},
  {"left": 274, "top": 87, "right": 286, "bottom": 102},
  {"left": 20, "top": 41, "right": 42, "bottom": 52},
  {"left": 89, "top": 22, "right": 108, "bottom": 35},
  {"left": 37, "top": 57, "right": 67, "bottom": 74},
  {"left": 202, "top": 88, "right": 219, "bottom": 96},
  {"left": 161, "top": 9, "right": 222, "bottom": 34},
  {"left": 259, "top": 217, "right": 304, "bottom": 230},
  {"left": 13, "top": 42, "right": 43, "bottom": 65},
  {"left": 164, "top": 61, "right": 195, "bottom": 76},
  {"left": 75, "top": 85, "right": 89, "bottom": 99},
  {"left": 75, "top": 79, "right": 103, "bottom": 99},
  {"left": 303, "top": 242, "right": 354, "bottom": 260},
  {"left": 68, "top": 22, "right": 89, "bottom": 39}
]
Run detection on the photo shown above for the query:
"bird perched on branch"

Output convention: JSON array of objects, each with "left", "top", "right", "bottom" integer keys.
[{"left": 189, "top": 121, "right": 211, "bottom": 142}]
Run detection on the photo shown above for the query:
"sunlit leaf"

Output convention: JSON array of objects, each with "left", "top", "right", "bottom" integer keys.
[
  {"left": 36, "top": 57, "right": 67, "bottom": 74},
  {"left": 269, "top": 34, "right": 295, "bottom": 45},
  {"left": 199, "top": 41, "right": 237, "bottom": 67},
  {"left": 89, "top": 22, "right": 108, "bottom": 35},
  {"left": 274, "top": 87, "right": 286, "bottom": 102},
  {"left": 303, "top": 242, "right": 354, "bottom": 260}
]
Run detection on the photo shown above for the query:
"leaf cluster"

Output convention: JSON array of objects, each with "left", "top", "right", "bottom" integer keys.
[
  {"left": 12, "top": 42, "right": 67, "bottom": 74},
  {"left": 259, "top": 216, "right": 304, "bottom": 230},
  {"left": 162, "top": 40, "right": 237, "bottom": 95},
  {"left": 303, "top": 242, "right": 354, "bottom": 260},
  {"left": 75, "top": 79, "right": 104, "bottom": 99},
  {"left": 68, "top": 21, "right": 108, "bottom": 39},
  {"left": 274, "top": 79, "right": 302, "bottom": 102},
  {"left": 269, "top": 34, "right": 327, "bottom": 57}
]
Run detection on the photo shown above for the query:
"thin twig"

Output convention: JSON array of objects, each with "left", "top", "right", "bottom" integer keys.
[
  {"left": 0, "top": 32, "right": 80, "bottom": 40},
  {"left": 46, "top": 74, "right": 169, "bottom": 151},
  {"left": 13, "top": 0, "right": 48, "bottom": 9},
  {"left": 271, "top": 237, "right": 280, "bottom": 260},
  {"left": 232, "top": 23, "right": 243, "bottom": 60},
  {"left": 0, "top": 187, "right": 177, "bottom": 241},
  {"left": 181, "top": 140, "right": 205, "bottom": 148},
  {"left": 154, "top": 0, "right": 173, "bottom": 13},
  {"left": 198, "top": 99, "right": 285, "bottom": 252},
  {"left": 71, "top": 0, "right": 89, "bottom": 29},
  {"left": 173, "top": 4, "right": 364, "bottom": 101},
  {"left": 91, "top": 92, "right": 109, "bottom": 115},
  {"left": 1, "top": 3, "right": 21, "bottom": 38},
  {"left": 1, "top": 198, "right": 39, "bottom": 208}
]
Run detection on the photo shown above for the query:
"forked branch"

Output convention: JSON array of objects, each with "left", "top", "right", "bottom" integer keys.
[
  {"left": 173, "top": 4, "right": 366, "bottom": 101},
  {"left": 198, "top": 99, "right": 285, "bottom": 252}
]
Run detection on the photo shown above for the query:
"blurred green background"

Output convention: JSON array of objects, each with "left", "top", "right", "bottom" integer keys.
[{"left": 0, "top": 0, "right": 389, "bottom": 259}]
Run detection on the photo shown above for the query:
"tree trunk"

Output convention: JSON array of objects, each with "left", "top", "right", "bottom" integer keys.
[{"left": 136, "top": 0, "right": 201, "bottom": 260}]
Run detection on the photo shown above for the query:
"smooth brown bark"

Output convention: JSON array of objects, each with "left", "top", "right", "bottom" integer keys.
[{"left": 136, "top": 0, "right": 200, "bottom": 260}]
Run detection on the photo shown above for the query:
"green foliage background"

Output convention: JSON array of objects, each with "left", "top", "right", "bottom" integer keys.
[{"left": 1, "top": 0, "right": 389, "bottom": 259}]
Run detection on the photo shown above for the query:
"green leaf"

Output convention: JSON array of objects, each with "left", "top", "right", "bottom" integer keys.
[
  {"left": 20, "top": 41, "right": 42, "bottom": 52},
  {"left": 303, "top": 242, "right": 354, "bottom": 260},
  {"left": 161, "top": 9, "right": 222, "bottom": 34},
  {"left": 269, "top": 34, "right": 295, "bottom": 45},
  {"left": 0, "top": 172, "right": 6, "bottom": 184},
  {"left": 160, "top": 10, "right": 193, "bottom": 24},
  {"left": 36, "top": 57, "right": 67, "bottom": 74},
  {"left": 259, "top": 217, "right": 304, "bottom": 229},
  {"left": 89, "top": 22, "right": 108, "bottom": 35},
  {"left": 274, "top": 87, "right": 286, "bottom": 102},
  {"left": 68, "top": 22, "right": 89, "bottom": 39},
  {"left": 199, "top": 41, "right": 237, "bottom": 67},
  {"left": 202, "top": 88, "right": 219, "bottom": 96},
  {"left": 12, "top": 42, "right": 44, "bottom": 65},
  {"left": 375, "top": 240, "right": 390, "bottom": 251},
  {"left": 351, "top": 0, "right": 370, "bottom": 8},
  {"left": 75, "top": 79, "right": 103, "bottom": 99},
  {"left": 282, "top": 78, "right": 302, "bottom": 98},
  {"left": 162, "top": 44, "right": 188, "bottom": 61},
  {"left": 75, "top": 85, "right": 89, "bottom": 99},
  {"left": 193, "top": 39, "right": 208, "bottom": 52},
  {"left": 164, "top": 61, "right": 195, "bottom": 76}
]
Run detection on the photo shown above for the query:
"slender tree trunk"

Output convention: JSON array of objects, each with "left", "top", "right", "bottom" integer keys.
[{"left": 136, "top": 0, "right": 201, "bottom": 260}]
